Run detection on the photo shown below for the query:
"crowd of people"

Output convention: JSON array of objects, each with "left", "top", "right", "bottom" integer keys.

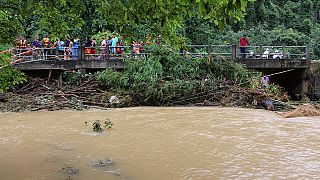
[{"left": 12, "top": 33, "right": 162, "bottom": 62}]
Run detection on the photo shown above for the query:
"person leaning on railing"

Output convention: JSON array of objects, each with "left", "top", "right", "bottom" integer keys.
[
  {"left": 239, "top": 34, "right": 250, "bottom": 58},
  {"left": 12, "top": 45, "right": 33, "bottom": 63},
  {"left": 67, "top": 41, "right": 73, "bottom": 60},
  {"left": 32, "top": 36, "right": 41, "bottom": 59},
  {"left": 20, "top": 36, "right": 27, "bottom": 49},
  {"left": 100, "top": 36, "right": 107, "bottom": 60},
  {"left": 58, "top": 39, "right": 65, "bottom": 59},
  {"left": 111, "top": 33, "right": 118, "bottom": 55},
  {"left": 64, "top": 38, "right": 71, "bottom": 60},
  {"left": 84, "top": 38, "right": 92, "bottom": 60},
  {"left": 72, "top": 37, "right": 80, "bottom": 60},
  {"left": 15, "top": 36, "right": 20, "bottom": 49},
  {"left": 91, "top": 38, "right": 97, "bottom": 59},
  {"left": 43, "top": 35, "right": 50, "bottom": 60}
]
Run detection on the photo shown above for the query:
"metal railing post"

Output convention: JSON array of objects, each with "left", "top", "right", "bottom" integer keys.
[
  {"left": 305, "top": 46, "right": 310, "bottom": 61},
  {"left": 131, "top": 45, "right": 134, "bottom": 59},
  {"left": 78, "top": 46, "right": 85, "bottom": 60},
  {"left": 55, "top": 47, "right": 59, "bottom": 59},
  {"left": 106, "top": 45, "right": 110, "bottom": 60},
  {"left": 208, "top": 45, "right": 212, "bottom": 63},
  {"left": 259, "top": 46, "right": 263, "bottom": 60},
  {"left": 232, "top": 45, "right": 237, "bottom": 60},
  {"left": 283, "top": 45, "right": 286, "bottom": 60}
]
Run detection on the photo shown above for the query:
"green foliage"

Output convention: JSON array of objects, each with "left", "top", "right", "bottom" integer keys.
[
  {"left": 0, "top": 54, "right": 27, "bottom": 93},
  {"left": 65, "top": 71, "right": 93, "bottom": 87},
  {"left": 96, "top": 46, "right": 256, "bottom": 105},
  {"left": 266, "top": 83, "right": 281, "bottom": 96},
  {"left": 0, "top": 0, "right": 252, "bottom": 45},
  {"left": 96, "top": 0, "right": 252, "bottom": 39},
  {"left": 91, "top": 31, "right": 113, "bottom": 43}
]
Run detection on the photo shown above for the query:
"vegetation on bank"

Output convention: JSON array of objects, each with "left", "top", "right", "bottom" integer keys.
[
  {"left": 96, "top": 46, "right": 260, "bottom": 106},
  {"left": 0, "top": 54, "right": 26, "bottom": 93}
]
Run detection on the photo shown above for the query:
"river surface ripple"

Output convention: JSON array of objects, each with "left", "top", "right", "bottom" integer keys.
[{"left": 0, "top": 107, "right": 319, "bottom": 179}]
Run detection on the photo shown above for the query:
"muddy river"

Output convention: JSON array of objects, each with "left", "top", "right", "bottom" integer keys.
[{"left": 0, "top": 107, "right": 319, "bottom": 179}]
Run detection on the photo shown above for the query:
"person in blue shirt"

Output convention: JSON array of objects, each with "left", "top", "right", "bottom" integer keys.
[
  {"left": 72, "top": 37, "right": 80, "bottom": 60},
  {"left": 57, "top": 39, "right": 65, "bottom": 59},
  {"left": 111, "top": 33, "right": 118, "bottom": 55}
]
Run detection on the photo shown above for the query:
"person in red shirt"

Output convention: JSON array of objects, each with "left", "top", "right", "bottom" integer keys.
[{"left": 239, "top": 34, "right": 250, "bottom": 58}]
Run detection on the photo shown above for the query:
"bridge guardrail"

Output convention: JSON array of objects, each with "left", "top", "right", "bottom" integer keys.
[
  {"left": 7, "top": 44, "right": 311, "bottom": 65},
  {"left": 236, "top": 45, "right": 309, "bottom": 60}
]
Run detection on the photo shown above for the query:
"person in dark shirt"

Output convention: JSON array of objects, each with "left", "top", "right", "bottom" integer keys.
[
  {"left": 84, "top": 38, "right": 92, "bottom": 59},
  {"left": 32, "top": 36, "right": 41, "bottom": 59},
  {"left": 64, "top": 38, "right": 70, "bottom": 48},
  {"left": 239, "top": 34, "right": 250, "bottom": 58},
  {"left": 32, "top": 36, "right": 41, "bottom": 48}
]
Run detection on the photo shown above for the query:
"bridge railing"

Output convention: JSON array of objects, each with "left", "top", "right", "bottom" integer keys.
[
  {"left": 8, "top": 44, "right": 311, "bottom": 64},
  {"left": 235, "top": 45, "right": 309, "bottom": 60},
  {"left": 185, "top": 45, "right": 232, "bottom": 59}
]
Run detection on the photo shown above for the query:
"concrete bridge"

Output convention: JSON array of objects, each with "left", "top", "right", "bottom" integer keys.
[{"left": 9, "top": 45, "right": 311, "bottom": 96}]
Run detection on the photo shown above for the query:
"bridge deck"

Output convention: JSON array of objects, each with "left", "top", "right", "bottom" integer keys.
[
  {"left": 12, "top": 58, "right": 310, "bottom": 71},
  {"left": 235, "top": 59, "right": 310, "bottom": 69},
  {"left": 13, "top": 59, "right": 125, "bottom": 71}
]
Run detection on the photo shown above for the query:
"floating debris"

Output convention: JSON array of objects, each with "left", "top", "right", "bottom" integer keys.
[
  {"left": 92, "top": 158, "right": 113, "bottom": 167},
  {"left": 109, "top": 95, "right": 120, "bottom": 104},
  {"left": 91, "top": 158, "right": 120, "bottom": 176},
  {"left": 62, "top": 166, "right": 79, "bottom": 175},
  {"left": 282, "top": 104, "right": 320, "bottom": 118}
]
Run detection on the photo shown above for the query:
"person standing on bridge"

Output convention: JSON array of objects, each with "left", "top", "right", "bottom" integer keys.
[
  {"left": 239, "top": 34, "right": 250, "bottom": 58},
  {"left": 91, "top": 38, "right": 97, "bottom": 59},
  {"left": 15, "top": 36, "right": 20, "bottom": 49},
  {"left": 72, "top": 37, "right": 80, "bottom": 60},
  {"left": 84, "top": 38, "right": 92, "bottom": 60},
  {"left": 111, "top": 33, "right": 118, "bottom": 55},
  {"left": 58, "top": 39, "right": 65, "bottom": 59},
  {"left": 32, "top": 36, "right": 41, "bottom": 59},
  {"left": 20, "top": 36, "right": 27, "bottom": 49},
  {"left": 100, "top": 37, "right": 107, "bottom": 60},
  {"left": 43, "top": 35, "right": 50, "bottom": 60}
]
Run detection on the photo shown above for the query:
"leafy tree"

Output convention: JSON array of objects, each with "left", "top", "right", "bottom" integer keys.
[{"left": 0, "top": 0, "right": 253, "bottom": 44}]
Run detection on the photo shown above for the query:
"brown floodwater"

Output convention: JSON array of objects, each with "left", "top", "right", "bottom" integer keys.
[{"left": 0, "top": 107, "right": 319, "bottom": 180}]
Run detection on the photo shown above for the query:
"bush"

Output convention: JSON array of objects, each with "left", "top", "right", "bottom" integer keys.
[
  {"left": 96, "top": 46, "right": 257, "bottom": 105},
  {"left": 0, "top": 54, "right": 27, "bottom": 93}
]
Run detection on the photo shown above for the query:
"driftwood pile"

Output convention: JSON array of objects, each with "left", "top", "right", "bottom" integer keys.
[
  {"left": 0, "top": 77, "right": 133, "bottom": 112},
  {"left": 0, "top": 74, "right": 292, "bottom": 112}
]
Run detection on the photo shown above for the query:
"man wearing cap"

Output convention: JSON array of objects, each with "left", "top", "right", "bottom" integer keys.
[{"left": 239, "top": 34, "right": 250, "bottom": 58}]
